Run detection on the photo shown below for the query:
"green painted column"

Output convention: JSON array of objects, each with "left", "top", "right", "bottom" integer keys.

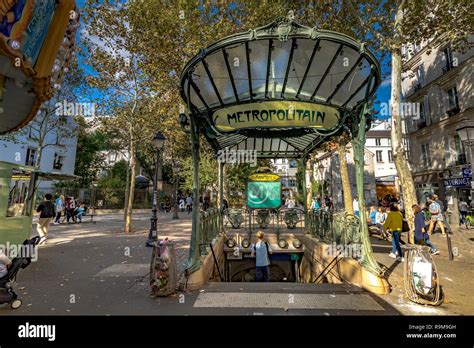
[
  {"left": 302, "top": 156, "right": 308, "bottom": 228},
  {"left": 186, "top": 113, "right": 202, "bottom": 274},
  {"left": 352, "top": 104, "right": 382, "bottom": 275},
  {"left": 218, "top": 161, "right": 224, "bottom": 231}
]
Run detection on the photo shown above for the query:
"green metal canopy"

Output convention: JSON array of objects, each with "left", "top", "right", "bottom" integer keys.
[{"left": 180, "top": 17, "right": 381, "bottom": 158}]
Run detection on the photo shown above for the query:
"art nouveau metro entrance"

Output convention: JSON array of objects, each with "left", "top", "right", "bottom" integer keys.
[{"left": 178, "top": 17, "right": 389, "bottom": 293}]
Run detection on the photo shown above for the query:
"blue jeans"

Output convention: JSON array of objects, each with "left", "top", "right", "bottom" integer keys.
[
  {"left": 415, "top": 236, "right": 437, "bottom": 252},
  {"left": 391, "top": 230, "right": 403, "bottom": 257},
  {"left": 256, "top": 266, "right": 270, "bottom": 282}
]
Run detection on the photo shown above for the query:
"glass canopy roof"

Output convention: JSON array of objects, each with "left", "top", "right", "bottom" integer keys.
[{"left": 180, "top": 18, "right": 381, "bottom": 158}]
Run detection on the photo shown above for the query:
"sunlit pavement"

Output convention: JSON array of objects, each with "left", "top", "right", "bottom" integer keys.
[
  {"left": 371, "top": 228, "right": 474, "bottom": 315},
  {"left": 0, "top": 213, "right": 471, "bottom": 315}
]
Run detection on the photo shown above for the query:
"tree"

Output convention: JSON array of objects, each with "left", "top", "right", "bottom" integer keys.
[
  {"left": 346, "top": 0, "right": 471, "bottom": 243},
  {"left": 321, "top": 133, "right": 354, "bottom": 214},
  {"left": 180, "top": 149, "right": 218, "bottom": 195},
  {"left": 82, "top": 1, "right": 163, "bottom": 233},
  {"left": 58, "top": 117, "right": 107, "bottom": 188}
]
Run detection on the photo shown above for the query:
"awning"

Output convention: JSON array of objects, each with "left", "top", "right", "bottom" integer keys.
[
  {"left": 180, "top": 17, "right": 381, "bottom": 158},
  {"left": 413, "top": 173, "right": 440, "bottom": 184}
]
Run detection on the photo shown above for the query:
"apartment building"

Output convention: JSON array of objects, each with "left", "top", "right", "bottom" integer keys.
[{"left": 401, "top": 35, "right": 473, "bottom": 206}]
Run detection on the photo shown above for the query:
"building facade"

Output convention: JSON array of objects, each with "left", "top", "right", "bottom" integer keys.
[
  {"left": 0, "top": 107, "right": 78, "bottom": 190},
  {"left": 401, "top": 35, "right": 473, "bottom": 211},
  {"left": 311, "top": 145, "right": 377, "bottom": 210},
  {"left": 365, "top": 120, "right": 399, "bottom": 199},
  {"left": 271, "top": 158, "right": 298, "bottom": 196}
]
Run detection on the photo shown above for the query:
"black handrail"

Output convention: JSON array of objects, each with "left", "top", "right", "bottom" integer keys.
[{"left": 209, "top": 243, "right": 224, "bottom": 281}]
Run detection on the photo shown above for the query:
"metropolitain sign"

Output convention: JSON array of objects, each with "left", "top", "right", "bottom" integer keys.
[{"left": 212, "top": 101, "right": 340, "bottom": 132}]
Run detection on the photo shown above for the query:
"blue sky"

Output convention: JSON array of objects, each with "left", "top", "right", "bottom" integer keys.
[{"left": 75, "top": 0, "right": 392, "bottom": 120}]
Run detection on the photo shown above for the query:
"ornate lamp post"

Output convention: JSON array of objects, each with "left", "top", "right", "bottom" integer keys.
[
  {"left": 146, "top": 132, "right": 165, "bottom": 247},
  {"left": 317, "top": 163, "right": 325, "bottom": 198}
]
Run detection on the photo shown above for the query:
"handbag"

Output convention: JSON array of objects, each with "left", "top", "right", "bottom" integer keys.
[{"left": 402, "top": 219, "right": 410, "bottom": 232}]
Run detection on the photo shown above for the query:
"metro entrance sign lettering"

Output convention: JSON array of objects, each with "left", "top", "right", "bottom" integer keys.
[
  {"left": 443, "top": 177, "right": 471, "bottom": 188},
  {"left": 213, "top": 101, "right": 340, "bottom": 132}
]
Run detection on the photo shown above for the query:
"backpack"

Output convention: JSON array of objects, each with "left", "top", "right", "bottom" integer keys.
[
  {"left": 42, "top": 202, "right": 55, "bottom": 218},
  {"left": 254, "top": 241, "right": 271, "bottom": 265}
]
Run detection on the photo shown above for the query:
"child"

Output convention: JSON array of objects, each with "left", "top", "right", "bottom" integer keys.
[
  {"left": 413, "top": 204, "right": 439, "bottom": 255},
  {"left": 0, "top": 249, "right": 12, "bottom": 278},
  {"left": 75, "top": 204, "right": 86, "bottom": 223}
]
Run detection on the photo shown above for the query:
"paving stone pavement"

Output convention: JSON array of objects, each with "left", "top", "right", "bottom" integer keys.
[{"left": 0, "top": 212, "right": 471, "bottom": 315}]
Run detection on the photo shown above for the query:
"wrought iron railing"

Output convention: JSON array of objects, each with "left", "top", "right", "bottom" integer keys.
[
  {"left": 199, "top": 208, "right": 222, "bottom": 255},
  {"left": 224, "top": 207, "right": 306, "bottom": 236},
  {"left": 306, "top": 210, "right": 361, "bottom": 245}
]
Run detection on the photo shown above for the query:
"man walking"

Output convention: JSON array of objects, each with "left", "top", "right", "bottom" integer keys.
[
  {"left": 37, "top": 194, "right": 55, "bottom": 245},
  {"left": 186, "top": 195, "right": 193, "bottom": 214},
  {"left": 427, "top": 195, "right": 446, "bottom": 237},
  {"left": 459, "top": 199, "right": 468, "bottom": 225},
  {"left": 353, "top": 195, "right": 359, "bottom": 218}
]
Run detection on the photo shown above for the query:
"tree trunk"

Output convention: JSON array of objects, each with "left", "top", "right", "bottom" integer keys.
[
  {"left": 391, "top": 5, "right": 416, "bottom": 244},
  {"left": 338, "top": 144, "right": 354, "bottom": 214},
  {"left": 124, "top": 140, "right": 136, "bottom": 233},
  {"left": 172, "top": 172, "right": 179, "bottom": 219},
  {"left": 123, "top": 153, "right": 131, "bottom": 220}
]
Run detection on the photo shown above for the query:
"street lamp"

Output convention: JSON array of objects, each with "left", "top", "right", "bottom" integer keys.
[{"left": 146, "top": 132, "right": 165, "bottom": 247}]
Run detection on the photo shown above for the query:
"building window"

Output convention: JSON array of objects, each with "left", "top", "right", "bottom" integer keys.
[
  {"left": 419, "top": 100, "right": 426, "bottom": 123},
  {"left": 442, "top": 47, "right": 454, "bottom": 73},
  {"left": 27, "top": 126, "right": 35, "bottom": 139},
  {"left": 421, "top": 143, "right": 432, "bottom": 168},
  {"left": 415, "top": 65, "right": 425, "bottom": 88},
  {"left": 375, "top": 138, "right": 381, "bottom": 146},
  {"left": 25, "top": 148, "right": 37, "bottom": 166},
  {"left": 387, "top": 138, "right": 391, "bottom": 146},
  {"left": 454, "top": 135, "right": 466, "bottom": 165},
  {"left": 446, "top": 86, "right": 459, "bottom": 115},
  {"left": 53, "top": 153, "right": 64, "bottom": 170},
  {"left": 376, "top": 151, "right": 383, "bottom": 162},
  {"left": 443, "top": 137, "right": 453, "bottom": 167},
  {"left": 388, "top": 150, "right": 393, "bottom": 162}
]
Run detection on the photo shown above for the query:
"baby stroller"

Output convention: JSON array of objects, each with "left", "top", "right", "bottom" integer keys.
[{"left": 0, "top": 236, "right": 40, "bottom": 309}]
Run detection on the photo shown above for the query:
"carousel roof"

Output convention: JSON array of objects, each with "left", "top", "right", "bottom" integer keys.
[{"left": 180, "top": 17, "right": 381, "bottom": 158}]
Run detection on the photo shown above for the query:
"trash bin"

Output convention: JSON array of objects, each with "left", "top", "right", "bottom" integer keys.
[{"left": 150, "top": 239, "right": 177, "bottom": 297}]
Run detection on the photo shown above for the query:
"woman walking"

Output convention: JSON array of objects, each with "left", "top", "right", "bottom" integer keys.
[
  {"left": 54, "top": 195, "right": 65, "bottom": 224},
  {"left": 384, "top": 203, "right": 404, "bottom": 262}
]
